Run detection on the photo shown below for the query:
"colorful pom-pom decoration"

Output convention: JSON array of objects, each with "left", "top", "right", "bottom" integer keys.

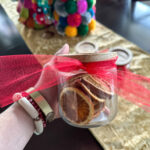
[
  {"left": 55, "top": 0, "right": 68, "bottom": 17},
  {"left": 61, "top": 0, "right": 68, "bottom": 2},
  {"left": 82, "top": 12, "right": 92, "bottom": 25},
  {"left": 87, "top": 0, "right": 94, "bottom": 9},
  {"left": 53, "top": 10, "right": 59, "bottom": 22},
  {"left": 20, "top": 7, "right": 29, "bottom": 20},
  {"left": 17, "top": 0, "right": 96, "bottom": 36},
  {"left": 56, "top": 24, "right": 65, "bottom": 35},
  {"left": 54, "top": 0, "right": 96, "bottom": 37},
  {"left": 49, "top": 0, "right": 54, "bottom": 5},
  {"left": 59, "top": 17, "right": 68, "bottom": 27},
  {"left": 65, "top": 0, "right": 77, "bottom": 14},
  {"left": 88, "top": 8, "right": 94, "bottom": 18},
  {"left": 77, "top": 0, "right": 87, "bottom": 14},
  {"left": 88, "top": 19, "right": 96, "bottom": 31},
  {"left": 93, "top": 5, "right": 96, "bottom": 13},
  {"left": 26, "top": 17, "right": 35, "bottom": 28},
  {"left": 65, "top": 26, "right": 78, "bottom": 37},
  {"left": 78, "top": 24, "right": 89, "bottom": 36},
  {"left": 67, "top": 13, "right": 82, "bottom": 27},
  {"left": 24, "top": 0, "right": 32, "bottom": 9},
  {"left": 18, "top": 0, "right": 54, "bottom": 29}
]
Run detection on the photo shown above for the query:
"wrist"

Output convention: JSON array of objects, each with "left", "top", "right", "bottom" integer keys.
[
  {"left": 13, "top": 88, "right": 55, "bottom": 135},
  {"left": 12, "top": 103, "right": 34, "bottom": 133},
  {"left": 10, "top": 103, "right": 34, "bottom": 131},
  {"left": 0, "top": 101, "right": 34, "bottom": 150}
]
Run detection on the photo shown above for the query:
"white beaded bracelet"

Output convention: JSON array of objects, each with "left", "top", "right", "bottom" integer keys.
[
  {"left": 13, "top": 88, "right": 54, "bottom": 135},
  {"left": 17, "top": 97, "right": 44, "bottom": 135}
]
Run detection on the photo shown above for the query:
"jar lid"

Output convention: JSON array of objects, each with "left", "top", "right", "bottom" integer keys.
[
  {"left": 75, "top": 41, "right": 98, "bottom": 54},
  {"left": 60, "top": 52, "right": 117, "bottom": 63},
  {"left": 109, "top": 47, "right": 133, "bottom": 66}
]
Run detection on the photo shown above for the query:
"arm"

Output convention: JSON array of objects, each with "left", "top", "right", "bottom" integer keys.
[
  {"left": 0, "top": 44, "right": 69, "bottom": 150},
  {"left": 0, "top": 103, "right": 34, "bottom": 150}
]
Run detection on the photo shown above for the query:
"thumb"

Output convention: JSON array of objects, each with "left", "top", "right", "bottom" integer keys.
[
  {"left": 55, "top": 44, "right": 70, "bottom": 56},
  {"left": 49, "top": 44, "right": 70, "bottom": 64}
]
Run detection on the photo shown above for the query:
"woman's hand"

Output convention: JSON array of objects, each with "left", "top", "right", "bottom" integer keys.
[{"left": 34, "top": 44, "right": 70, "bottom": 118}]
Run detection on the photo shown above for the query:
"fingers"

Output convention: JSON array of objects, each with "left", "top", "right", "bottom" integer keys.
[
  {"left": 49, "top": 44, "right": 69, "bottom": 65},
  {"left": 55, "top": 44, "right": 69, "bottom": 56},
  {"left": 35, "top": 44, "right": 70, "bottom": 89},
  {"left": 44, "top": 44, "right": 70, "bottom": 68}
]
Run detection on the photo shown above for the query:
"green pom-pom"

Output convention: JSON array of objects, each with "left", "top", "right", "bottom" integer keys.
[
  {"left": 65, "top": 0, "right": 77, "bottom": 14},
  {"left": 78, "top": 24, "right": 89, "bottom": 36},
  {"left": 87, "top": 0, "right": 93, "bottom": 9},
  {"left": 20, "top": 7, "right": 29, "bottom": 19},
  {"left": 34, "top": 23, "right": 45, "bottom": 29}
]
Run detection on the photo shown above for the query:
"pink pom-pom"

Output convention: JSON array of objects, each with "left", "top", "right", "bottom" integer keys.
[
  {"left": 93, "top": 5, "right": 96, "bottom": 13},
  {"left": 77, "top": 0, "right": 88, "bottom": 14},
  {"left": 67, "top": 13, "right": 82, "bottom": 27}
]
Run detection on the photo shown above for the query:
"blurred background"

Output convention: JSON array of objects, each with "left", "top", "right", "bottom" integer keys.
[
  {"left": 0, "top": 0, "right": 150, "bottom": 53},
  {"left": 95, "top": 0, "right": 150, "bottom": 53}
]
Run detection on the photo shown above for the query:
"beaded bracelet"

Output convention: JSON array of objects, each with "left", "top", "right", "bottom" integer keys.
[
  {"left": 13, "top": 88, "right": 54, "bottom": 135},
  {"left": 22, "top": 92, "right": 47, "bottom": 128}
]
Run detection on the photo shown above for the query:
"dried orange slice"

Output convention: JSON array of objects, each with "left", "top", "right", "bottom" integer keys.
[
  {"left": 93, "top": 110, "right": 101, "bottom": 118},
  {"left": 76, "top": 81, "right": 105, "bottom": 103},
  {"left": 60, "top": 87, "right": 94, "bottom": 125},
  {"left": 81, "top": 75, "right": 112, "bottom": 99},
  {"left": 66, "top": 74, "right": 107, "bottom": 117},
  {"left": 61, "top": 74, "right": 111, "bottom": 122},
  {"left": 93, "top": 102, "right": 105, "bottom": 119},
  {"left": 72, "top": 81, "right": 105, "bottom": 118}
]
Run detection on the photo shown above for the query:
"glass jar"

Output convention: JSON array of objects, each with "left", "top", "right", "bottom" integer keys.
[{"left": 59, "top": 53, "right": 118, "bottom": 128}]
